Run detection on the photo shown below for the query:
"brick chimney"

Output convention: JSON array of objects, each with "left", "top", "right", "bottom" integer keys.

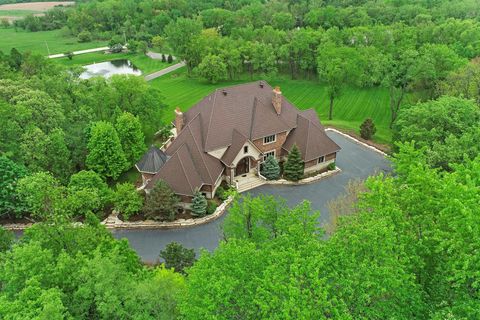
[
  {"left": 272, "top": 86, "right": 282, "bottom": 115},
  {"left": 174, "top": 107, "right": 184, "bottom": 135}
]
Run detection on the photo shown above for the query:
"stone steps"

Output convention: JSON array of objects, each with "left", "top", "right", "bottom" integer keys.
[{"left": 236, "top": 178, "right": 266, "bottom": 193}]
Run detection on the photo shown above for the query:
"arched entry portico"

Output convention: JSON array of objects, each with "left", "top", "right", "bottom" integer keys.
[{"left": 235, "top": 156, "right": 251, "bottom": 176}]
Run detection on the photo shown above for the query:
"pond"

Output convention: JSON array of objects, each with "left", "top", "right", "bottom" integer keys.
[{"left": 79, "top": 59, "right": 142, "bottom": 79}]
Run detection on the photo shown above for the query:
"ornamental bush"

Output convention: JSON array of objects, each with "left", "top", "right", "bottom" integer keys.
[
  {"left": 283, "top": 144, "right": 304, "bottom": 181},
  {"left": 261, "top": 155, "right": 280, "bottom": 180},
  {"left": 360, "top": 118, "right": 376, "bottom": 140}
]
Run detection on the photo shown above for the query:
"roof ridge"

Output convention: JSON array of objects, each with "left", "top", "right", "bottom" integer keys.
[
  {"left": 204, "top": 89, "right": 218, "bottom": 151},
  {"left": 249, "top": 97, "right": 257, "bottom": 140},
  {"left": 175, "top": 148, "right": 194, "bottom": 193},
  {"left": 188, "top": 123, "right": 215, "bottom": 183}
]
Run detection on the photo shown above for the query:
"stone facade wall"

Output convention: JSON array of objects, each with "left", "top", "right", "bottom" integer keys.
[{"left": 252, "top": 131, "right": 288, "bottom": 160}]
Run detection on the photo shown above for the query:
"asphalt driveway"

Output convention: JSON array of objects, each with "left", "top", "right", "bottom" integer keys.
[{"left": 112, "top": 131, "right": 391, "bottom": 262}]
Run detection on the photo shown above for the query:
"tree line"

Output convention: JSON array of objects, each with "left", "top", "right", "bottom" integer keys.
[
  {"left": 0, "top": 49, "right": 164, "bottom": 221},
  {"left": 1, "top": 134, "right": 479, "bottom": 318}
]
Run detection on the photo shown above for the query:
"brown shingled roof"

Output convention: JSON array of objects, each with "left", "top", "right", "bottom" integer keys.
[
  {"left": 283, "top": 113, "right": 340, "bottom": 162},
  {"left": 148, "top": 81, "right": 340, "bottom": 196}
]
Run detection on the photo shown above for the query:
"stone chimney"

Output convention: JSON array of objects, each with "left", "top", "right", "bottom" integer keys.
[
  {"left": 175, "top": 107, "right": 184, "bottom": 135},
  {"left": 272, "top": 86, "right": 282, "bottom": 115}
]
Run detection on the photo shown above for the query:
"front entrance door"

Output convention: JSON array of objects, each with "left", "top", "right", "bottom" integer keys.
[{"left": 235, "top": 157, "right": 250, "bottom": 176}]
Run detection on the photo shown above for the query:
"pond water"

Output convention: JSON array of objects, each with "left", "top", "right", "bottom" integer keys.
[{"left": 80, "top": 59, "right": 142, "bottom": 79}]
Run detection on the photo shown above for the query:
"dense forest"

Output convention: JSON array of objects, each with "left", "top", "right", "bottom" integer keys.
[{"left": 1, "top": 0, "right": 480, "bottom": 318}]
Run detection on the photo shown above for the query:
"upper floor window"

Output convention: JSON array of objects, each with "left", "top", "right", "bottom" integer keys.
[
  {"left": 318, "top": 156, "right": 325, "bottom": 164},
  {"left": 244, "top": 146, "right": 248, "bottom": 154},
  {"left": 263, "top": 134, "right": 276, "bottom": 144}
]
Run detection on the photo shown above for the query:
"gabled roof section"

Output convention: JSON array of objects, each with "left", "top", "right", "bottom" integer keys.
[
  {"left": 182, "top": 81, "right": 299, "bottom": 151},
  {"left": 283, "top": 113, "right": 341, "bottom": 162},
  {"left": 221, "top": 129, "right": 249, "bottom": 166},
  {"left": 146, "top": 144, "right": 202, "bottom": 195},
  {"left": 135, "top": 146, "right": 169, "bottom": 174}
]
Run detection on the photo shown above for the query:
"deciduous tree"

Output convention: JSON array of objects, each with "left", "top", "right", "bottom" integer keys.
[
  {"left": 115, "top": 112, "right": 146, "bottom": 166},
  {"left": 160, "top": 242, "right": 196, "bottom": 274},
  {"left": 86, "top": 121, "right": 127, "bottom": 180}
]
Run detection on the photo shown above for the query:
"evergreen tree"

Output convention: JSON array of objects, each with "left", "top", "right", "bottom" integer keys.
[
  {"left": 261, "top": 155, "right": 280, "bottom": 180},
  {"left": 86, "top": 121, "right": 127, "bottom": 180},
  {"left": 360, "top": 118, "right": 376, "bottom": 140},
  {"left": 161, "top": 54, "right": 166, "bottom": 62},
  {"left": 191, "top": 190, "right": 207, "bottom": 217},
  {"left": 167, "top": 54, "right": 173, "bottom": 63},
  {"left": 115, "top": 112, "right": 146, "bottom": 167},
  {"left": 283, "top": 144, "right": 304, "bottom": 181},
  {"left": 143, "top": 180, "right": 178, "bottom": 221}
]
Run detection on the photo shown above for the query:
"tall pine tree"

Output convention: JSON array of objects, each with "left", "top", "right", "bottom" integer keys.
[{"left": 283, "top": 144, "right": 304, "bottom": 181}]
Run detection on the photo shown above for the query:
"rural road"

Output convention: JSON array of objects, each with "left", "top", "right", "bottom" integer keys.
[{"left": 112, "top": 131, "right": 391, "bottom": 262}]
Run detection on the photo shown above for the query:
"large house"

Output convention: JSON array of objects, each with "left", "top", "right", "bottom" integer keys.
[{"left": 136, "top": 81, "right": 340, "bottom": 203}]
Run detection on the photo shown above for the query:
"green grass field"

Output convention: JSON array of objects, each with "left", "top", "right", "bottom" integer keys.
[
  {"left": 54, "top": 51, "right": 171, "bottom": 75},
  {"left": 0, "top": 28, "right": 106, "bottom": 55},
  {"left": 0, "top": 9, "right": 40, "bottom": 16},
  {"left": 151, "top": 68, "right": 396, "bottom": 144}
]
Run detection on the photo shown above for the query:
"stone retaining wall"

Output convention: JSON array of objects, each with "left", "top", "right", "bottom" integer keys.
[{"left": 266, "top": 167, "right": 341, "bottom": 186}]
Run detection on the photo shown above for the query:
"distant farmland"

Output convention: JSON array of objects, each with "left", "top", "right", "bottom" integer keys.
[{"left": 0, "top": 1, "right": 74, "bottom": 22}]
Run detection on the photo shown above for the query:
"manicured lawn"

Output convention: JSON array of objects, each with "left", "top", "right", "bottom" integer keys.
[
  {"left": 150, "top": 68, "right": 399, "bottom": 144},
  {"left": 54, "top": 51, "right": 172, "bottom": 75},
  {"left": 0, "top": 28, "right": 106, "bottom": 55}
]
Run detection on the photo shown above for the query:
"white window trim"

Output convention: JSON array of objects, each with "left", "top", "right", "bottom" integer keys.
[
  {"left": 263, "top": 134, "right": 276, "bottom": 145},
  {"left": 318, "top": 156, "right": 325, "bottom": 164},
  {"left": 263, "top": 150, "right": 276, "bottom": 161}
]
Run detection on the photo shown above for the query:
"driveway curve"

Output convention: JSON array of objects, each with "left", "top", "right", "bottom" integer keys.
[{"left": 112, "top": 131, "right": 391, "bottom": 262}]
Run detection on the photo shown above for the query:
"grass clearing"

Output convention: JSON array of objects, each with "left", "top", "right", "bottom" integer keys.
[
  {"left": 150, "top": 68, "right": 396, "bottom": 144},
  {"left": 0, "top": 9, "right": 41, "bottom": 16},
  {"left": 53, "top": 51, "right": 172, "bottom": 75},
  {"left": 0, "top": 28, "right": 106, "bottom": 55}
]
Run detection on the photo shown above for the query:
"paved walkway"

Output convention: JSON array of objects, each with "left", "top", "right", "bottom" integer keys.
[
  {"left": 144, "top": 61, "right": 185, "bottom": 81},
  {"left": 112, "top": 131, "right": 391, "bottom": 262},
  {"left": 48, "top": 46, "right": 111, "bottom": 59}
]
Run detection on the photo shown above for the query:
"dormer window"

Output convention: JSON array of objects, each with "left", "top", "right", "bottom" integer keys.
[
  {"left": 244, "top": 146, "right": 248, "bottom": 153},
  {"left": 263, "top": 134, "right": 276, "bottom": 144}
]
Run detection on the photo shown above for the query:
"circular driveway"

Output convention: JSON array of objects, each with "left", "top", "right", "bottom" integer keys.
[{"left": 113, "top": 131, "right": 391, "bottom": 262}]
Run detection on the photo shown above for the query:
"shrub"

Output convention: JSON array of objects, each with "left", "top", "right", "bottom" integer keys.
[
  {"left": 206, "top": 200, "right": 218, "bottom": 215},
  {"left": 360, "top": 118, "right": 376, "bottom": 140},
  {"left": 113, "top": 183, "right": 143, "bottom": 220},
  {"left": 77, "top": 30, "right": 92, "bottom": 43},
  {"left": 161, "top": 54, "right": 166, "bottom": 62},
  {"left": 216, "top": 186, "right": 226, "bottom": 201},
  {"left": 159, "top": 242, "right": 196, "bottom": 274},
  {"left": 327, "top": 162, "right": 336, "bottom": 170},
  {"left": 167, "top": 54, "right": 173, "bottom": 63},
  {"left": 65, "top": 52, "right": 73, "bottom": 60},
  {"left": 191, "top": 190, "right": 207, "bottom": 217},
  {"left": 283, "top": 144, "right": 304, "bottom": 181},
  {"left": 261, "top": 155, "right": 280, "bottom": 180}
]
